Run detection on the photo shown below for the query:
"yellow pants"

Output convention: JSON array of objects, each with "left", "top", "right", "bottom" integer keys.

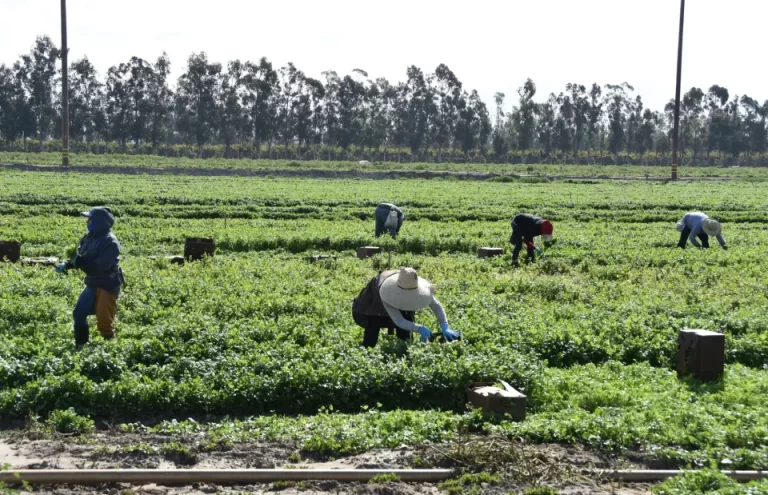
[{"left": 73, "top": 287, "right": 119, "bottom": 344}]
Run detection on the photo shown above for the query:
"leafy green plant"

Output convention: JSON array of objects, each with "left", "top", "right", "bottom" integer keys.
[
  {"left": 440, "top": 472, "right": 501, "bottom": 494},
  {"left": 368, "top": 473, "right": 400, "bottom": 483},
  {"left": 651, "top": 468, "right": 768, "bottom": 495},
  {"left": 524, "top": 487, "right": 559, "bottom": 495},
  {"left": 160, "top": 442, "right": 197, "bottom": 465},
  {"left": 3, "top": 171, "right": 768, "bottom": 472},
  {"left": 44, "top": 408, "right": 95, "bottom": 435}
]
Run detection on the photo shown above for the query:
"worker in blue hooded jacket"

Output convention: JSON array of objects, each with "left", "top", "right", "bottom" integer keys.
[{"left": 56, "top": 207, "right": 125, "bottom": 349}]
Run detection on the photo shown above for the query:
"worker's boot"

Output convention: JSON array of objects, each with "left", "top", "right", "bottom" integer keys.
[{"left": 74, "top": 326, "right": 89, "bottom": 350}]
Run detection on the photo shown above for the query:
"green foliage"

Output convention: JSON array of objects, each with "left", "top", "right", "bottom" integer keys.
[
  {"left": 524, "top": 488, "right": 559, "bottom": 495},
  {"left": 2, "top": 172, "right": 768, "bottom": 472},
  {"left": 4, "top": 152, "right": 768, "bottom": 176},
  {"left": 651, "top": 469, "right": 768, "bottom": 495},
  {"left": 44, "top": 408, "right": 95, "bottom": 435},
  {"left": 368, "top": 473, "right": 400, "bottom": 483},
  {"left": 159, "top": 442, "right": 197, "bottom": 465},
  {"left": 120, "top": 443, "right": 158, "bottom": 456},
  {"left": 0, "top": 463, "right": 25, "bottom": 495},
  {"left": 440, "top": 472, "right": 501, "bottom": 494}
]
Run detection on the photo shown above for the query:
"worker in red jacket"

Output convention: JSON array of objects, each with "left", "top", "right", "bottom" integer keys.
[{"left": 509, "top": 213, "right": 554, "bottom": 263}]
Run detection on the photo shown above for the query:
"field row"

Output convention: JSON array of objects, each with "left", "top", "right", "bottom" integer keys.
[
  {"left": 3, "top": 151, "right": 768, "bottom": 178},
  {"left": 2, "top": 171, "right": 768, "bottom": 473},
  {"left": 2, "top": 252, "right": 767, "bottom": 410}
]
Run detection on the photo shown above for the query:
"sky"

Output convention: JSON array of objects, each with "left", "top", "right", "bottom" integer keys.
[{"left": 1, "top": 0, "right": 765, "bottom": 114}]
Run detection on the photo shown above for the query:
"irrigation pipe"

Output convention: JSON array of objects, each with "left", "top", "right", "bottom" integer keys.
[
  {"left": 2, "top": 468, "right": 767, "bottom": 485},
  {"left": 0, "top": 469, "right": 454, "bottom": 485}
]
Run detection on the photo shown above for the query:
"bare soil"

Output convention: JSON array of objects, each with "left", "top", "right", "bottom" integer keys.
[{"left": 0, "top": 431, "right": 655, "bottom": 494}]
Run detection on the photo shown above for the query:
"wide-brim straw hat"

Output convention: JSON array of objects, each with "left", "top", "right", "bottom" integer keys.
[
  {"left": 379, "top": 267, "right": 435, "bottom": 311},
  {"left": 702, "top": 218, "right": 721, "bottom": 236},
  {"left": 676, "top": 221, "right": 685, "bottom": 232}
]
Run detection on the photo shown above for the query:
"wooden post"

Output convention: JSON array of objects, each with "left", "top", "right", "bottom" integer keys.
[
  {"left": 60, "top": 0, "right": 69, "bottom": 167},
  {"left": 671, "top": 0, "right": 686, "bottom": 180}
]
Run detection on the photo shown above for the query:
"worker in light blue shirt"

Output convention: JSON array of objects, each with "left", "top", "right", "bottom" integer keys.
[{"left": 676, "top": 212, "right": 727, "bottom": 250}]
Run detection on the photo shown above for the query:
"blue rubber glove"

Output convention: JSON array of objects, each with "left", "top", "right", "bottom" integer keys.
[
  {"left": 55, "top": 263, "right": 68, "bottom": 273},
  {"left": 416, "top": 325, "right": 432, "bottom": 343},
  {"left": 440, "top": 322, "right": 460, "bottom": 342},
  {"left": 534, "top": 247, "right": 543, "bottom": 256}
]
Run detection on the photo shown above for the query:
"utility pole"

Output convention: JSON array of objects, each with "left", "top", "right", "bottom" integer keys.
[
  {"left": 61, "top": 0, "right": 69, "bottom": 167},
  {"left": 671, "top": 0, "right": 685, "bottom": 180}
]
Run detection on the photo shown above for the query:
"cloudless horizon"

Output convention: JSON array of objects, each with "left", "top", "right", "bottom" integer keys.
[{"left": 1, "top": 0, "right": 765, "bottom": 114}]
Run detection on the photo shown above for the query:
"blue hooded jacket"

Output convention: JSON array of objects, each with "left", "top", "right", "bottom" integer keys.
[{"left": 72, "top": 207, "right": 124, "bottom": 293}]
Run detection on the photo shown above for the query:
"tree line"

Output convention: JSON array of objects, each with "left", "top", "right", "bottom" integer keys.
[{"left": 1, "top": 35, "right": 767, "bottom": 165}]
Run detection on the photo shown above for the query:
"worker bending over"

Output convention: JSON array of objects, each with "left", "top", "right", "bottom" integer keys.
[
  {"left": 375, "top": 203, "right": 405, "bottom": 238},
  {"left": 352, "top": 267, "right": 460, "bottom": 347},
  {"left": 509, "top": 213, "right": 554, "bottom": 263},
  {"left": 676, "top": 212, "right": 727, "bottom": 250}
]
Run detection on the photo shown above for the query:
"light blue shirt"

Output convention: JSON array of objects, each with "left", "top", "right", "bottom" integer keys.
[{"left": 681, "top": 212, "right": 726, "bottom": 248}]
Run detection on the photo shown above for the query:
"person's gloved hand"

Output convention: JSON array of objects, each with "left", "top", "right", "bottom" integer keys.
[
  {"left": 416, "top": 325, "right": 432, "bottom": 343},
  {"left": 55, "top": 263, "right": 68, "bottom": 273},
  {"left": 440, "top": 322, "right": 460, "bottom": 342},
  {"left": 534, "top": 247, "right": 543, "bottom": 256},
  {"left": 722, "top": 245, "right": 728, "bottom": 251}
]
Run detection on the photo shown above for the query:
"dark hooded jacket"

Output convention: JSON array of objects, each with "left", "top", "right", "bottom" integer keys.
[
  {"left": 510, "top": 213, "right": 546, "bottom": 239},
  {"left": 72, "top": 207, "right": 124, "bottom": 293}
]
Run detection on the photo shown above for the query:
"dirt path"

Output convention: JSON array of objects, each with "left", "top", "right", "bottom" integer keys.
[
  {"left": 0, "top": 162, "right": 734, "bottom": 182},
  {"left": 0, "top": 432, "right": 654, "bottom": 494}
]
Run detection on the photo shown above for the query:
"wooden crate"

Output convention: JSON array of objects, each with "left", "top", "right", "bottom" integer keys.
[
  {"left": 466, "top": 381, "right": 526, "bottom": 420},
  {"left": 478, "top": 247, "right": 504, "bottom": 259},
  {"left": 356, "top": 246, "right": 382, "bottom": 259},
  {"left": 0, "top": 241, "right": 21, "bottom": 262},
  {"left": 184, "top": 238, "right": 215, "bottom": 261},
  {"left": 677, "top": 329, "right": 725, "bottom": 381}
]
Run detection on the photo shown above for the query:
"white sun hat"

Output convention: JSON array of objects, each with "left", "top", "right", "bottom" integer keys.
[
  {"left": 379, "top": 267, "right": 435, "bottom": 311},
  {"left": 676, "top": 221, "right": 685, "bottom": 232},
  {"left": 702, "top": 218, "right": 721, "bottom": 236}
]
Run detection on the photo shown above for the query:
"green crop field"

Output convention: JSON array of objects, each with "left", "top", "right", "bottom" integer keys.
[
  {"left": 3, "top": 150, "right": 768, "bottom": 179},
  {"left": 1, "top": 168, "right": 768, "bottom": 487}
]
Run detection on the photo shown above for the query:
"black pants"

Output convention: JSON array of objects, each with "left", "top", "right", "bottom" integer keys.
[
  {"left": 678, "top": 227, "right": 709, "bottom": 248},
  {"left": 353, "top": 311, "right": 414, "bottom": 348},
  {"left": 509, "top": 228, "right": 535, "bottom": 261}
]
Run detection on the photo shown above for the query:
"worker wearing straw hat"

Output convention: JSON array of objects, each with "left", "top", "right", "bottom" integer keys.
[
  {"left": 509, "top": 213, "right": 554, "bottom": 263},
  {"left": 676, "top": 212, "right": 727, "bottom": 250},
  {"left": 375, "top": 203, "right": 405, "bottom": 238},
  {"left": 352, "top": 267, "right": 460, "bottom": 348}
]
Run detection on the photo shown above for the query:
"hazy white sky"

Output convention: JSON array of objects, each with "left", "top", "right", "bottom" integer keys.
[{"left": 1, "top": 0, "right": 765, "bottom": 113}]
